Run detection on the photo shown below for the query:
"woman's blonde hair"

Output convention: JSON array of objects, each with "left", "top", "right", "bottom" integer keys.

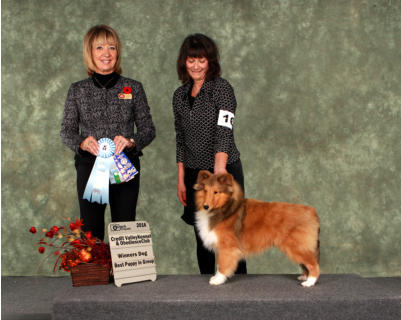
[{"left": 83, "top": 25, "right": 122, "bottom": 76}]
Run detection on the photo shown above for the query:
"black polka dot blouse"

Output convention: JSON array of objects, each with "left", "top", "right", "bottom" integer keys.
[{"left": 173, "top": 77, "right": 241, "bottom": 169}]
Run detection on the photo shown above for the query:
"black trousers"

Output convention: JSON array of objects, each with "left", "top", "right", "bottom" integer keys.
[
  {"left": 75, "top": 151, "right": 140, "bottom": 240},
  {"left": 183, "top": 160, "right": 247, "bottom": 275}
]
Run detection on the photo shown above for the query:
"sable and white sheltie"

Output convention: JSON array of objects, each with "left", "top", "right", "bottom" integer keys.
[{"left": 194, "top": 170, "right": 320, "bottom": 287}]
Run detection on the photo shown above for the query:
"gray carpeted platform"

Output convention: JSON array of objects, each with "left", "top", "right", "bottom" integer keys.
[
  {"left": 51, "top": 274, "right": 401, "bottom": 320},
  {"left": 2, "top": 275, "right": 401, "bottom": 319},
  {"left": 2, "top": 276, "right": 71, "bottom": 320}
]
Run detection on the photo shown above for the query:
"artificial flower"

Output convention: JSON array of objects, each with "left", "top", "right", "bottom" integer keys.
[
  {"left": 45, "top": 231, "right": 54, "bottom": 238},
  {"left": 123, "top": 86, "right": 132, "bottom": 94},
  {"left": 30, "top": 218, "right": 111, "bottom": 273},
  {"left": 69, "top": 218, "right": 84, "bottom": 231}
]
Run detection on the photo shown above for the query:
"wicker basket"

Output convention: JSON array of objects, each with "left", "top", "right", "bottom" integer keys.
[{"left": 71, "top": 263, "right": 110, "bottom": 287}]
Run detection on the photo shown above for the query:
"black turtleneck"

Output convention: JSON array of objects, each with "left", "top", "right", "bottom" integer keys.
[{"left": 92, "top": 72, "right": 120, "bottom": 89}]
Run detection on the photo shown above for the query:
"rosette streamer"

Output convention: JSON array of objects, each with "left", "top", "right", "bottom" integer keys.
[{"left": 83, "top": 138, "right": 138, "bottom": 204}]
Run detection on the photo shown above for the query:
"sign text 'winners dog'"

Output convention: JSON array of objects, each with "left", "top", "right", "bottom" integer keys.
[{"left": 108, "top": 221, "right": 156, "bottom": 287}]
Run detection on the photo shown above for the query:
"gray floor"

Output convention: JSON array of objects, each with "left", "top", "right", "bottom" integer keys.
[
  {"left": 2, "top": 275, "right": 401, "bottom": 320},
  {"left": 2, "top": 276, "right": 71, "bottom": 320}
]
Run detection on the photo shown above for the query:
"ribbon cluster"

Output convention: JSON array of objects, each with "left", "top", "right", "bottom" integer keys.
[{"left": 83, "top": 138, "right": 138, "bottom": 204}]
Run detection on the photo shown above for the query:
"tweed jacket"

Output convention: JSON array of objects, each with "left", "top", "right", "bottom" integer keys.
[
  {"left": 61, "top": 76, "right": 155, "bottom": 155},
  {"left": 173, "top": 77, "right": 240, "bottom": 169}
]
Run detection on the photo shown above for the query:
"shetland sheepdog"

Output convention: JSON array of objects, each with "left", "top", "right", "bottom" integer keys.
[{"left": 194, "top": 170, "right": 320, "bottom": 287}]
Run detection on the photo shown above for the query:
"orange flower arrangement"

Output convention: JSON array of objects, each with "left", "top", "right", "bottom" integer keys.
[{"left": 30, "top": 218, "right": 111, "bottom": 273}]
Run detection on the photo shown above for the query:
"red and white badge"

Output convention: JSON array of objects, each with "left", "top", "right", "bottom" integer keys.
[{"left": 118, "top": 86, "right": 132, "bottom": 100}]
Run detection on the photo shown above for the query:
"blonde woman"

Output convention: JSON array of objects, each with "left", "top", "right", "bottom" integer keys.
[{"left": 61, "top": 25, "right": 155, "bottom": 240}]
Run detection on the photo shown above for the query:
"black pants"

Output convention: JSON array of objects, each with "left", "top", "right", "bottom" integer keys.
[
  {"left": 75, "top": 151, "right": 140, "bottom": 240},
  {"left": 183, "top": 160, "right": 247, "bottom": 275}
]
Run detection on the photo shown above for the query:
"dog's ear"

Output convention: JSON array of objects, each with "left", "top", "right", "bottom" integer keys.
[
  {"left": 217, "top": 173, "right": 234, "bottom": 192},
  {"left": 196, "top": 170, "right": 212, "bottom": 184},
  {"left": 194, "top": 170, "right": 212, "bottom": 190},
  {"left": 193, "top": 183, "right": 204, "bottom": 191}
]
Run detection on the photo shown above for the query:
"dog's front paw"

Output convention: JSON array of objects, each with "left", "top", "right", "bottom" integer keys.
[
  {"left": 301, "top": 277, "right": 317, "bottom": 287},
  {"left": 209, "top": 272, "right": 227, "bottom": 285}
]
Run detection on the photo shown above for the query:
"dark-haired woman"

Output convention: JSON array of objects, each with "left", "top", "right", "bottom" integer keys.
[{"left": 173, "top": 33, "right": 247, "bottom": 275}]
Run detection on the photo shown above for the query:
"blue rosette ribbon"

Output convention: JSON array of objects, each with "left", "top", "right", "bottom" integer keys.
[
  {"left": 83, "top": 138, "right": 116, "bottom": 204},
  {"left": 83, "top": 138, "right": 138, "bottom": 204}
]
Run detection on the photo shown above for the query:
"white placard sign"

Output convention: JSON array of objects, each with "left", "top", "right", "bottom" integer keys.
[{"left": 108, "top": 221, "right": 157, "bottom": 287}]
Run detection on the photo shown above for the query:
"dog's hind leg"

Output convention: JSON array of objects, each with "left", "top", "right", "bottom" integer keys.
[
  {"left": 302, "top": 241, "right": 320, "bottom": 284},
  {"left": 300, "top": 228, "right": 321, "bottom": 286},
  {"left": 280, "top": 245, "right": 320, "bottom": 287},
  {"left": 297, "top": 264, "right": 308, "bottom": 281},
  {"left": 300, "top": 259, "right": 319, "bottom": 287}
]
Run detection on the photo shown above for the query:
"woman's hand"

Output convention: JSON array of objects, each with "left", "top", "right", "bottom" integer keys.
[
  {"left": 177, "top": 162, "right": 187, "bottom": 206},
  {"left": 214, "top": 167, "right": 227, "bottom": 175},
  {"left": 80, "top": 136, "right": 99, "bottom": 156},
  {"left": 113, "top": 136, "right": 135, "bottom": 154},
  {"left": 177, "top": 180, "right": 187, "bottom": 207},
  {"left": 214, "top": 152, "right": 228, "bottom": 175}
]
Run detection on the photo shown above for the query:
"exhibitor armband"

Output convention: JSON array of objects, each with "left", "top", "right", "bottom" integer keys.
[{"left": 217, "top": 110, "right": 234, "bottom": 130}]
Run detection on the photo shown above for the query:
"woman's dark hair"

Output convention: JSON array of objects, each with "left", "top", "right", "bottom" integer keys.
[{"left": 177, "top": 33, "right": 221, "bottom": 83}]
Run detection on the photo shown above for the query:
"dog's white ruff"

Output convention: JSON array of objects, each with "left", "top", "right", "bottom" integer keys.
[
  {"left": 301, "top": 276, "right": 317, "bottom": 287},
  {"left": 209, "top": 271, "right": 227, "bottom": 285},
  {"left": 195, "top": 209, "right": 218, "bottom": 250}
]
